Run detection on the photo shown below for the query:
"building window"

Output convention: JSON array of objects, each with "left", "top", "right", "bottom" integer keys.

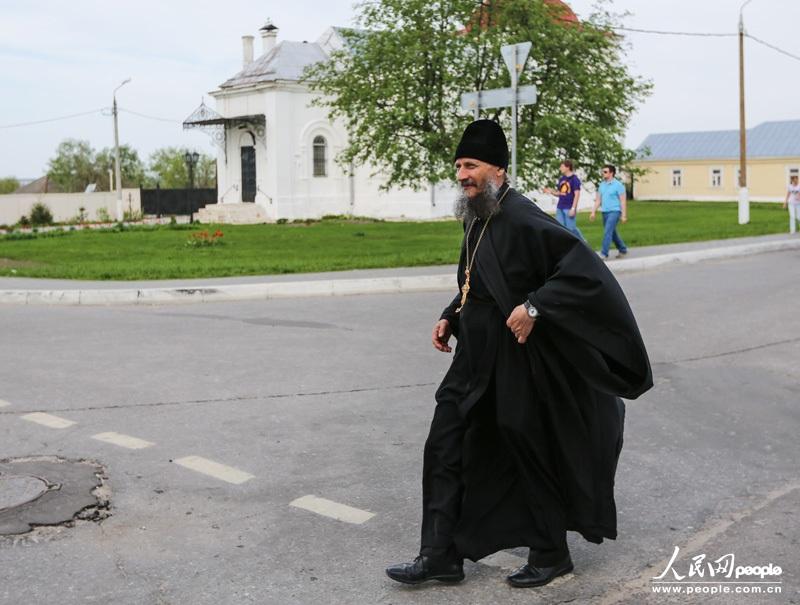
[
  {"left": 711, "top": 168, "right": 722, "bottom": 188},
  {"left": 671, "top": 169, "right": 682, "bottom": 188},
  {"left": 313, "top": 136, "right": 327, "bottom": 177},
  {"left": 789, "top": 167, "right": 799, "bottom": 181}
]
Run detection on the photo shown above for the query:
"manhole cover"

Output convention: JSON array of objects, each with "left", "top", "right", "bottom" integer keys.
[
  {"left": 0, "top": 456, "right": 110, "bottom": 537},
  {"left": 0, "top": 475, "right": 49, "bottom": 512}
]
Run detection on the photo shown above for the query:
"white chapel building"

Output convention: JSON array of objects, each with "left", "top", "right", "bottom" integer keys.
[{"left": 184, "top": 23, "right": 457, "bottom": 223}]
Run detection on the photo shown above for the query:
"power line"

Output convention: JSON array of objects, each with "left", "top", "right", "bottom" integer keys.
[
  {"left": 746, "top": 33, "right": 800, "bottom": 63},
  {"left": 119, "top": 108, "right": 182, "bottom": 123},
  {"left": 0, "top": 108, "right": 108, "bottom": 129},
  {"left": 601, "top": 24, "right": 800, "bottom": 63},
  {"left": 608, "top": 25, "right": 737, "bottom": 38}
]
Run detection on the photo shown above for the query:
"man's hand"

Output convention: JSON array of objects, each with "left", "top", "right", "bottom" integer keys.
[
  {"left": 432, "top": 319, "right": 453, "bottom": 353},
  {"left": 589, "top": 211, "right": 597, "bottom": 222},
  {"left": 621, "top": 214, "right": 628, "bottom": 223},
  {"left": 506, "top": 304, "right": 535, "bottom": 345}
]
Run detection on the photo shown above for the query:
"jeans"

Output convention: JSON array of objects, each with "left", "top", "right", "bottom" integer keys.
[
  {"left": 790, "top": 203, "right": 800, "bottom": 234},
  {"left": 555, "top": 208, "right": 584, "bottom": 240},
  {"left": 601, "top": 211, "right": 627, "bottom": 257}
]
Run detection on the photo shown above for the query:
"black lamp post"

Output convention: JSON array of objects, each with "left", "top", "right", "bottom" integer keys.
[{"left": 184, "top": 151, "right": 200, "bottom": 223}]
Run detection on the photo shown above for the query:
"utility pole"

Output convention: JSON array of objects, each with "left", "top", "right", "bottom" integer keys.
[
  {"left": 113, "top": 78, "right": 131, "bottom": 222},
  {"left": 738, "top": 1, "right": 753, "bottom": 225}
]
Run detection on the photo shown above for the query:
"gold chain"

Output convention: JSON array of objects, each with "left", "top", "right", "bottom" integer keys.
[{"left": 455, "top": 186, "right": 510, "bottom": 313}]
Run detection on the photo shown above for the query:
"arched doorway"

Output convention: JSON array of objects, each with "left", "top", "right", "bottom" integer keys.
[{"left": 240, "top": 131, "right": 256, "bottom": 202}]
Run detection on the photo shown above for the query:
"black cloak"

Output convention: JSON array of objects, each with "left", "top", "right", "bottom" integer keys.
[{"left": 437, "top": 185, "right": 653, "bottom": 561}]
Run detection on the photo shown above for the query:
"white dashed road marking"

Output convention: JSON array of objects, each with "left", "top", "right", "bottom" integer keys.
[
  {"left": 91, "top": 432, "right": 154, "bottom": 450},
  {"left": 0, "top": 399, "right": 10, "bottom": 408},
  {"left": 479, "top": 550, "right": 527, "bottom": 569},
  {"left": 290, "top": 494, "right": 375, "bottom": 525},
  {"left": 173, "top": 456, "right": 254, "bottom": 485},
  {"left": 21, "top": 412, "right": 76, "bottom": 429}
]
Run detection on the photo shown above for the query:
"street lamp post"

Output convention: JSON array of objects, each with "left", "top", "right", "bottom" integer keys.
[
  {"left": 184, "top": 151, "right": 200, "bottom": 223},
  {"left": 738, "top": 0, "right": 754, "bottom": 225},
  {"left": 112, "top": 78, "right": 131, "bottom": 222}
]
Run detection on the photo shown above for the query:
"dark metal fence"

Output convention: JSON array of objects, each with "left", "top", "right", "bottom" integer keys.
[{"left": 140, "top": 187, "right": 217, "bottom": 217}]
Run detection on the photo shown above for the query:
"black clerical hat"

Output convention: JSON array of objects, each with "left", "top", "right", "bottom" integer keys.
[{"left": 453, "top": 119, "right": 509, "bottom": 169}]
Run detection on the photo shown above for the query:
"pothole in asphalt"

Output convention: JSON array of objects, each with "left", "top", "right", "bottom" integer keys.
[{"left": 0, "top": 456, "right": 111, "bottom": 542}]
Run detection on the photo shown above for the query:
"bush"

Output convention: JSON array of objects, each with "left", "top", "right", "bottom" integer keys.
[
  {"left": 30, "top": 202, "right": 54, "bottom": 226},
  {"left": 1, "top": 231, "right": 36, "bottom": 241},
  {"left": 96, "top": 207, "right": 111, "bottom": 223},
  {"left": 18, "top": 215, "right": 31, "bottom": 227},
  {"left": 123, "top": 209, "right": 143, "bottom": 222}
]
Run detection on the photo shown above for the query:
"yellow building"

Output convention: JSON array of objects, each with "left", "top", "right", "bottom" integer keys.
[{"left": 633, "top": 120, "right": 800, "bottom": 201}]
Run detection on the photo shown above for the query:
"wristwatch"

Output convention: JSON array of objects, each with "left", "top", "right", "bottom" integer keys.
[{"left": 523, "top": 300, "right": 540, "bottom": 319}]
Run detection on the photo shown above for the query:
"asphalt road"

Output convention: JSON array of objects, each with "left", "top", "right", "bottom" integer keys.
[{"left": 1, "top": 250, "right": 798, "bottom": 605}]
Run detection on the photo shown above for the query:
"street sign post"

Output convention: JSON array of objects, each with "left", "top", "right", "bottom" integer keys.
[
  {"left": 460, "top": 42, "right": 535, "bottom": 186},
  {"left": 460, "top": 85, "right": 537, "bottom": 113}
]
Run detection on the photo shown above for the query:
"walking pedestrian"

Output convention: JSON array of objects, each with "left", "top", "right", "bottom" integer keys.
[
  {"left": 544, "top": 160, "right": 584, "bottom": 240},
  {"left": 591, "top": 164, "right": 628, "bottom": 260},
  {"left": 385, "top": 120, "right": 652, "bottom": 589},
  {"left": 784, "top": 175, "right": 800, "bottom": 234}
]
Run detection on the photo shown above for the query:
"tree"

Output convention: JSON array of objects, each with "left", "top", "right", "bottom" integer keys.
[
  {"left": 0, "top": 177, "right": 19, "bottom": 194},
  {"left": 95, "top": 145, "right": 146, "bottom": 190},
  {"left": 46, "top": 139, "right": 98, "bottom": 192},
  {"left": 146, "top": 147, "right": 216, "bottom": 188},
  {"left": 196, "top": 154, "right": 217, "bottom": 188},
  {"left": 305, "top": 0, "right": 651, "bottom": 190}
]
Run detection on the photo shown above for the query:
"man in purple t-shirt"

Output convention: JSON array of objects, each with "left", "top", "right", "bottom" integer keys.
[{"left": 544, "top": 160, "right": 584, "bottom": 240}]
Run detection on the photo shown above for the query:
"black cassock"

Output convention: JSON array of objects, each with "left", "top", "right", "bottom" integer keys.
[{"left": 420, "top": 184, "right": 653, "bottom": 563}]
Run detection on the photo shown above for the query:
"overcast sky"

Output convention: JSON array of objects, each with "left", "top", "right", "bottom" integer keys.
[{"left": 1, "top": 0, "right": 798, "bottom": 179}]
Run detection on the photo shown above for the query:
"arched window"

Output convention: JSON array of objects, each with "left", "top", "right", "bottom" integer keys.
[{"left": 313, "top": 135, "right": 327, "bottom": 177}]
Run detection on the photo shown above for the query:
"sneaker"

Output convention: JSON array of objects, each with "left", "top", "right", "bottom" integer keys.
[
  {"left": 599, "top": 253, "right": 609, "bottom": 261},
  {"left": 617, "top": 251, "right": 628, "bottom": 258}
]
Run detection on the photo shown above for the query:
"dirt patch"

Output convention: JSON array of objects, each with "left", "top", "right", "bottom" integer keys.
[{"left": 0, "top": 258, "right": 43, "bottom": 270}]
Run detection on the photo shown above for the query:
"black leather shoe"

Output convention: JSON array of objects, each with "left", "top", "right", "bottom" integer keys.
[
  {"left": 506, "top": 555, "right": 573, "bottom": 588},
  {"left": 386, "top": 555, "right": 465, "bottom": 585}
]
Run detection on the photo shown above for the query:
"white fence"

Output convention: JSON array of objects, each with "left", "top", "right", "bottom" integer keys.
[{"left": 0, "top": 190, "right": 141, "bottom": 226}]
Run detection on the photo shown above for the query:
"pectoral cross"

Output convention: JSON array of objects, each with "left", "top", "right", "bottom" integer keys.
[{"left": 455, "top": 268, "right": 471, "bottom": 313}]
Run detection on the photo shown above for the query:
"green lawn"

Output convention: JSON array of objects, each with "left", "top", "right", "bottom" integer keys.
[{"left": 0, "top": 202, "right": 789, "bottom": 281}]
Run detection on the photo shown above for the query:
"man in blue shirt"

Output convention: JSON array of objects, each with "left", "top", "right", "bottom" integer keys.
[
  {"left": 590, "top": 164, "right": 628, "bottom": 260},
  {"left": 544, "top": 159, "right": 584, "bottom": 240}
]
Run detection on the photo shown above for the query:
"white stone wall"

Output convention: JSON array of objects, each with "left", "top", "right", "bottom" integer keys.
[{"left": 0, "top": 189, "right": 141, "bottom": 226}]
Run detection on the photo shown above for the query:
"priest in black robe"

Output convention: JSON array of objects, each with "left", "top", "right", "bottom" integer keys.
[{"left": 386, "top": 120, "right": 653, "bottom": 588}]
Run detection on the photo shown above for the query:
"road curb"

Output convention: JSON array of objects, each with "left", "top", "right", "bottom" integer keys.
[
  {"left": 606, "top": 237, "right": 800, "bottom": 274},
  {"left": 1, "top": 237, "right": 798, "bottom": 306}
]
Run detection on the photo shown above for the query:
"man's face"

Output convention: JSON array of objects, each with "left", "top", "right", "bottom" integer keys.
[
  {"left": 455, "top": 158, "right": 502, "bottom": 199},
  {"left": 602, "top": 168, "right": 614, "bottom": 181},
  {"left": 559, "top": 163, "right": 569, "bottom": 175}
]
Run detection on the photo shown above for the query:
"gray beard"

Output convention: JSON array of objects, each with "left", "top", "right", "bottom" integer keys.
[{"left": 454, "top": 180, "right": 503, "bottom": 222}]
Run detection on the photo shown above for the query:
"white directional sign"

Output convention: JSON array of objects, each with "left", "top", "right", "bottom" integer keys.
[
  {"left": 501, "top": 42, "right": 532, "bottom": 78},
  {"left": 460, "top": 85, "right": 538, "bottom": 112}
]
